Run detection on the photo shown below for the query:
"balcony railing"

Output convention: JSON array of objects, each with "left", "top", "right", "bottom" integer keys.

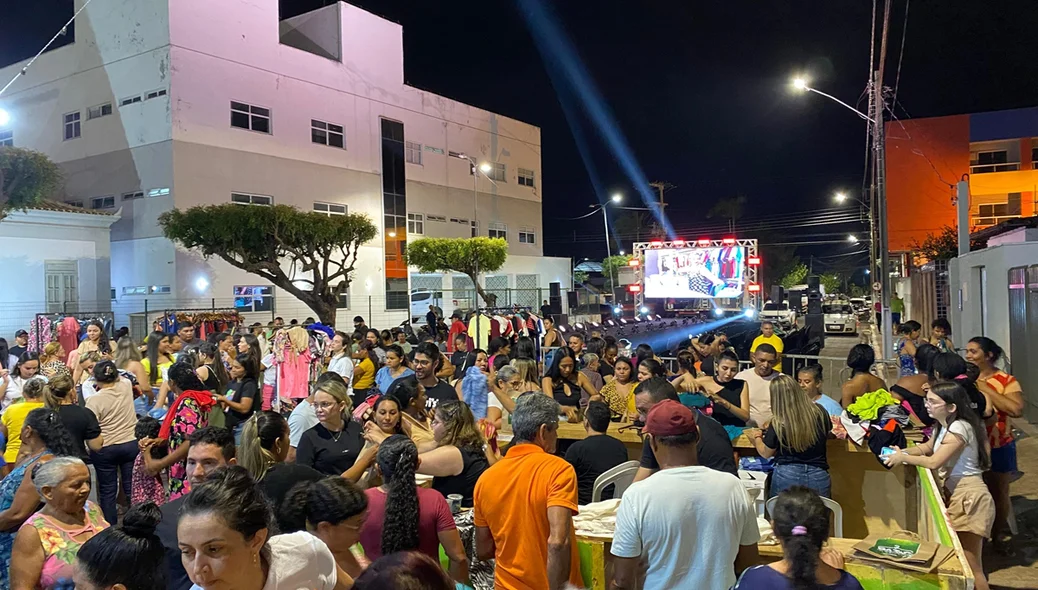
[
  {"left": 974, "top": 215, "right": 1023, "bottom": 228},
  {"left": 970, "top": 162, "right": 1021, "bottom": 174}
]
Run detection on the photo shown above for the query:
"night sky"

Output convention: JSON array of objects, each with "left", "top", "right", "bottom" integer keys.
[{"left": 5, "top": 1, "right": 1038, "bottom": 278}]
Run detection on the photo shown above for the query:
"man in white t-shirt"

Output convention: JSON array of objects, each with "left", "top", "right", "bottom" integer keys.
[
  {"left": 611, "top": 400, "right": 760, "bottom": 590},
  {"left": 735, "top": 343, "right": 780, "bottom": 426}
]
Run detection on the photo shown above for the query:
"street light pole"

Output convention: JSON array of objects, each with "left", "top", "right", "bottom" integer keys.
[{"left": 872, "top": 70, "right": 893, "bottom": 359}]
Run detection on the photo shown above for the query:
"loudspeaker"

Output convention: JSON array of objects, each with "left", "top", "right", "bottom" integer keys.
[
  {"left": 549, "top": 282, "right": 561, "bottom": 299},
  {"left": 549, "top": 296, "right": 562, "bottom": 315},
  {"left": 771, "top": 286, "right": 785, "bottom": 304},
  {"left": 808, "top": 299, "right": 822, "bottom": 315},
  {"left": 805, "top": 314, "right": 826, "bottom": 347},
  {"left": 807, "top": 275, "right": 820, "bottom": 292},
  {"left": 566, "top": 291, "right": 578, "bottom": 310}
]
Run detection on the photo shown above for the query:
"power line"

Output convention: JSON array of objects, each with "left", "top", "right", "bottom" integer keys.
[
  {"left": 893, "top": 0, "right": 910, "bottom": 103},
  {"left": 0, "top": 0, "right": 95, "bottom": 98}
]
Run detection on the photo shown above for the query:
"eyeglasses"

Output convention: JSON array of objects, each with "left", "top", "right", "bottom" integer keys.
[
  {"left": 313, "top": 402, "right": 339, "bottom": 410},
  {"left": 923, "top": 398, "right": 944, "bottom": 409}
]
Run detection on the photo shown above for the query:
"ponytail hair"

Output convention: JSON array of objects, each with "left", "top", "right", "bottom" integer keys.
[
  {"left": 236, "top": 411, "right": 287, "bottom": 482},
  {"left": 279, "top": 476, "right": 368, "bottom": 535},
  {"left": 76, "top": 502, "right": 167, "bottom": 590},
  {"left": 771, "top": 486, "right": 830, "bottom": 590},
  {"left": 376, "top": 434, "right": 420, "bottom": 555}
]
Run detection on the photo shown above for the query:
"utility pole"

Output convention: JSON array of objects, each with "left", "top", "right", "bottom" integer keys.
[
  {"left": 874, "top": 0, "right": 894, "bottom": 359},
  {"left": 648, "top": 181, "right": 673, "bottom": 210}
]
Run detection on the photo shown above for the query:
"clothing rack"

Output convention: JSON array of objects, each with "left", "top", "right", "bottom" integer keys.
[
  {"left": 158, "top": 308, "right": 243, "bottom": 340},
  {"left": 32, "top": 311, "right": 115, "bottom": 353}
]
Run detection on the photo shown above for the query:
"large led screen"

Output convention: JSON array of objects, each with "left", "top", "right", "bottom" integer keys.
[{"left": 643, "top": 247, "right": 745, "bottom": 298}]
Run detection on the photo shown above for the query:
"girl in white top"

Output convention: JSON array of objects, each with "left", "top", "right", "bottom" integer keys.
[
  {"left": 179, "top": 465, "right": 353, "bottom": 590},
  {"left": 883, "top": 380, "right": 994, "bottom": 590},
  {"left": 0, "top": 354, "right": 42, "bottom": 410}
]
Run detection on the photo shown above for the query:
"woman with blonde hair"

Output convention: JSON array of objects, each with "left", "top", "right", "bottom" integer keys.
[
  {"left": 296, "top": 378, "right": 369, "bottom": 476},
  {"left": 418, "top": 400, "right": 492, "bottom": 507},
  {"left": 237, "top": 410, "right": 322, "bottom": 512},
  {"left": 509, "top": 358, "right": 542, "bottom": 394},
  {"left": 113, "top": 336, "right": 150, "bottom": 408},
  {"left": 749, "top": 374, "right": 832, "bottom": 498},
  {"left": 38, "top": 342, "right": 71, "bottom": 379}
]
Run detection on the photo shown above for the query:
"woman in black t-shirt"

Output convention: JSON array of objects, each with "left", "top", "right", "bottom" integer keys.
[
  {"left": 749, "top": 374, "right": 832, "bottom": 499},
  {"left": 542, "top": 347, "right": 598, "bottom": 423},
  {"left": 417, "top": 400, "right": 492, "bottom": 507},
  {"left": 219, "top": 353, "right": 259, "bottom": 444},
  {"left": 296, "top": 378, "right": 367, "bottom": 476},
  {"left": 43, "top": 373, "right": 103, "bottom": 460},
  {"left": 695, "top": 350, "right": 750, "bottom": 427}
]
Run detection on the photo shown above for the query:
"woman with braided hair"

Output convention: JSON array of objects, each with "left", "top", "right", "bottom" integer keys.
[{"left": 357, "top": 434, "right": 469, "bottom": 585}]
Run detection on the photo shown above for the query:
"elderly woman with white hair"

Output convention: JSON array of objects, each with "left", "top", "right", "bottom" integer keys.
[{"left": 9, "top": 456, "right": 109, "bottom": 590}]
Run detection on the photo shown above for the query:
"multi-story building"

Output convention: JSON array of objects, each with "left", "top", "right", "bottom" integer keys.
[
  {"left": 886, "top": 106, "right": 1038, "bottom": 256},
  {"left": 0, "top": 0, "right": 570, "bottom": 331}
]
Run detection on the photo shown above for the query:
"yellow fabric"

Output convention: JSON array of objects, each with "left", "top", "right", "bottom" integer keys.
[
  {"left": 353, "top": 358, "right": 376, "bottom": 391},
  {"left": 847, "top": 388, "right": 896, "bottom": 421},
  {"left": 140, "top": 358, "right": 173, "bottom": 386},
  {"left": 751, "top": 334, "right": 784, "bottom": 369},
  {"left": 2, "top": 401, "right": 45, "bottom": 463}
]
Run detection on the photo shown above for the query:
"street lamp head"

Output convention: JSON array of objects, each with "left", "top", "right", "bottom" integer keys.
[
  {"left": 610, "top": 193, "right": 623, "bottom": 203},
  {"left": 388, "top": 231, "right": 397, "bottom": 238},
  {"left": 834, "top": 192, "right": 848, "bottom": 203},
  {"left": 454, "top": 153, "right": 467, "bottom": 160},
  {"left": 0, "top": 108, "right": 10, "bottom": 127},
  {"left": 792, "top": 77, "right": 808, "bottom": 91},
  {"left": 619, "top": 249, "right": 625, "bottom": 255},
  {"left": 847, "top": 234, "right": 859, "bottom": 243},
  {"left": 479, "top": 162, "right": 493, "bottom": 174}
]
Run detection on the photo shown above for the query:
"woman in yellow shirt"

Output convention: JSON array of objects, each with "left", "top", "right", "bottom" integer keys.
[
  {"left": 352, "top": 341, "right": 378, "bottom": 403},
  {"left": 1, "top": 379, "right": 46, "bottom": 464}
]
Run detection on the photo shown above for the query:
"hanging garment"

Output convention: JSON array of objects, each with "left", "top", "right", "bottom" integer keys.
[
  {"left": 28, "top": 319, "right": 53, "bottom": 354},
  {"left": 277, "top": 347, "right": 312, "bottom": 400},
  {"left": 467, "top": 315, "right": 493, "bottom": 350},
  {"left": 57, "top": 317, "right": 81, "bottom": 364}
]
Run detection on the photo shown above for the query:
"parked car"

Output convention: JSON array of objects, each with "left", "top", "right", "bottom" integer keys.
[
  {"left": 823, "top": 302, "right": 857, "bottom": 334},
  {"left": 759, "top": 301, "right": 797, "bottom": 329}
]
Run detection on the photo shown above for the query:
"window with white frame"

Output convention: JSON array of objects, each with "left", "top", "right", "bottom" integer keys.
[
  {"left": 147, "top": 188, "right": 170, "bottom": 197},
  {"left": 426, "top": 215, "right": 447, "bottom": 222},
  {"left": 231, "top": 192, "right": 273, "bottom": 206},
  {"left": 518, "top": 168, "right": 535, "bottom": 187},
  {"left": 424, "top": 145, "right": 445, "bottom": 155},
  {"left": 519, "top": 228, "right": 536, "bottom": 244},
  {"left": 123, "top": 286, "right": 148, "bottom": 295},
  {"left": 88, "top": 103, "right": 113, "bottom": 120},
  {"left": 231, "top": 101, "right": 271, "bottom": 134},
  {"left": 405, "top": 141, "right": 422, "bottom": 165},
  {"left": 45, "top": 261, "right": 78, "bottom": 313},
  {"left": 145, "top": 89, "right": 167, "bottom": 100},
  {"left": 91, "top": 196, "right": 115, "bottom": 209},
  {"left": 120, "top": 95, "right": 142, "bottom": 107},
  {"left": 471, "top": 220, "right": 479, "bottom": 237},
  {"left": 313, "top": 202, "right": 347, "bottom": 216},
  {"left": 311, "top": 119, "right": 345, "bottom": 148},
  {"left": 66, "top": 199, "right": 84, "bottom": 208},
  {"left": 407, "top": 213, "right": 425, "bottom": 234},
  {"left": 489, "top": 222, "right": 506, "bottom": 240},
  {"left": 63, "top": 112, "right": 81, "bottom": 140},
  {"left": 122, "top": 191, "right": 144, "bottom": 201},
  {"left": 489, "top": 162, "right": 506, "bottom": 181},
  {"left": 0, "top": 130, "right": 11, "bottom": 147}
]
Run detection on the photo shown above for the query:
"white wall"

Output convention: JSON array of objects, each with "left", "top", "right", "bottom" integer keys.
[{"left": 950, "top": 241, "right": 1038, "bottom": 361}]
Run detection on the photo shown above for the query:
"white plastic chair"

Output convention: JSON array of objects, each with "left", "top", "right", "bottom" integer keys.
[
  {"left": 591, "top": 460, "right": 641, "bottom": 503},
  {"left": 765, "top": 496, "right": 844, "bottom": 538}
]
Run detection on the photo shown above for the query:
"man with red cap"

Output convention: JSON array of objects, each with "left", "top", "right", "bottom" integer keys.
[{"left": 610, "top": 399, "right": 760, "bottom": 590}]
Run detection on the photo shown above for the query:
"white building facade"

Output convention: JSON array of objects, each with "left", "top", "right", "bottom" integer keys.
[{"left": 0, "top": 0, "right": 570, "bottom": 330}]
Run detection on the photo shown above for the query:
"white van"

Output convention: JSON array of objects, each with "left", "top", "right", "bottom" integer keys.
[{"left": 410, "top": 290, "right": 474, "bottom": 324}]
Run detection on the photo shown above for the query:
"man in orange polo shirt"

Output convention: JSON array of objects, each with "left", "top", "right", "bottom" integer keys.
[{"left": 474, "top": 393, "right": 584, "bottom": 590}]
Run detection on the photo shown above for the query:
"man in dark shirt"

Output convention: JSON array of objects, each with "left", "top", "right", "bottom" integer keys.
[
  {"left": 8, "top": 330, "right": 28, "bottom": 359},
  {"left": 565, "top": 401, "right": 630, "bottom": 504},
  {"left": 156, "top": 427, "right": 236, "bottom": 590},
  {"left": 630, "top": 376, "right": 737, "bottom": 482},
  {"left": 414, "top": 342, "right": 458, "bottom": 410},
  {"left": 540, "top": 299, "right": 553, "bottom": 321},
  {"left": 176, "top": 324, "right": 202, "bottom": 349},
  {"left": 426, "top": 305, "right": 439, "bottom": 338}
]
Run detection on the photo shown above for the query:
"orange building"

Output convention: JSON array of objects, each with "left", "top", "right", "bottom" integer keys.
[{"left": 885, "top": 106, "right": 1038, "bottom": 255}]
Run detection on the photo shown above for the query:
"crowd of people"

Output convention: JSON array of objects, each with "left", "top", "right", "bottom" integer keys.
[{"left": 0, "top": 310, "right": 1022, "bottom": 589}]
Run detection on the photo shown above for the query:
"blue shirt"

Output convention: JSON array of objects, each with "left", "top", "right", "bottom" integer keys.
[
  {"left": 814, "top": 394, "right": 844, "bottom": 417},
  {"left": 375, "top": 366, "right": 414, "bottom": 394},
  {"left": 733, "top": 565, "right": 863, "bottom": 589}
]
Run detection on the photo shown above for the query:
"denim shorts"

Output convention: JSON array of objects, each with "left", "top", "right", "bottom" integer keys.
[
  {"left": 991, "top": 441, "right": 1017, "bottom": 474},
  {"left": 769, "top": 463, "right": 832, "bottom": 499}
]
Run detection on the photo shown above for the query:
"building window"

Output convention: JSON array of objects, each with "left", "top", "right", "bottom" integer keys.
[
  {"left": 231, "top": 192, "right": 273, "bottom": 206},
  {"left": 489, "top": 222, "right": 506, "bottom": 240},
  {"left": 87, "top": 103, "right": 113, "bottom": 120},
  {"left": 145, "top": 89, "right": 167, "bottom": 100},
  {"left": 233, "top": 286, "right": 274, "bottom": 312},
  {"left": 147, "top": 187, "right": 170, "bottom": 197},
  {"left": 66, "top": 199, "right": 84, "bottom": 208},
  {"left": 91, "top": 196, "right": 115, "bottom": 209},
  {"left": 231, "top": 101, "right": 271, "bottom": 134},
  {"left": 424, "top": 145, "right": 445, "bottom": 155},
  {"left": 427, "top": 215, "right": 447, "bottom": 222},
  {"left": 311, "top": 119, "right": 345, "bottom": 148},
  {"left": 471, "top": 220, "right": 479, "bottom": 238},
  {"left": 971, "top": 150, "right": 1018, "bottom": 174},
  {"left": 63, "top": 112, "right": 81, "bottom": 140},
  {"left": 123, "top": 286, "right": 147, "bottom": 295},
  {"left": 407, "top": 213, "right": 424, "bottom": 235},
  {"left": 1032, "top": 146, "right": 1038, "bottom": 165},
  {"left": 149, "top": 285, "right": 171, "bottom": 294},
  {"left": 518, "top": 168, "right": 535, "bottom": 187},
  {"left": 336, "top": 290, "right": 350, "bottom": 309},
  {"left": 519, "top": 228, "right": 536, "bottom": 244},
  {"left": 488, "top": 162, "right": 506, "bottom": 181},
  {"left": 122, "top": 191, "right": 144, "bottom": 201},
  {"left": 313, "top": 202, "right": 347, "bottom": 216},
  {"left": 45, "top": 261, "right": 78, "bottom": 313},
  {"left": 976, "top": 193, "right": 1023, "bottom": 226},
  {"left": 405, "top": 141, "right": 422, "bottom": 165},
  {"left": 0, "top": 130, "right": 11, "bottom": 147},
  {"left": 120, "top": 96, "right": 142, "bottom": 106}
]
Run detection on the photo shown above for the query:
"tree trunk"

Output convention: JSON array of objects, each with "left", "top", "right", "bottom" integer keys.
[
  {"left": 300, "top": 293, "right": 338, "bottom": 327},
  {"left": 469, "top": 273, "right": 497, "bottom": 308}
]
